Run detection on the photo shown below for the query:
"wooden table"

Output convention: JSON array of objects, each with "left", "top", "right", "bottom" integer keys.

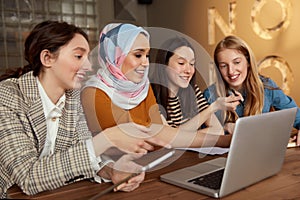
[{"left": 8, "top": 148, "right": 300, "bottom": 200}]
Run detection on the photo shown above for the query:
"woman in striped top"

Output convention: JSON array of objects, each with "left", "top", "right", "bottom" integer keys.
[
  {"left": 150, "top": 36, "right": 239, "bottom": 134},
  {"left": 166, "top": 84, "right": 208, "bottom": 127}
]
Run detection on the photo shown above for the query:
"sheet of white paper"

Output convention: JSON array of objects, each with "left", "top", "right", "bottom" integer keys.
[{"left": 175, "top": 147, "right": 229, "bottom": 155}]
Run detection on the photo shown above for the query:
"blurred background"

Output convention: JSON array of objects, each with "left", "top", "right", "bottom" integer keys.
[{"left": 1, "top": 0, "right": 299, "bottom": 104}]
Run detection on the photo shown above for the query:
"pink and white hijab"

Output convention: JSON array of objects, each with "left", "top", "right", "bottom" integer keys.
[{"left": 84, "top": 23, "right": 150, "bottom": 110}]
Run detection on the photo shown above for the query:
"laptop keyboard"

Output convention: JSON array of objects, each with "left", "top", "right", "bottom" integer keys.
[{"left": 187, "top": 169, "right": 224, "bottom": 190}]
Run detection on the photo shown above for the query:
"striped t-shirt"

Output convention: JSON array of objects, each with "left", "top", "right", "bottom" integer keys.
[{"left": 166, "top": 85, "right": 209, "bottom": 127}]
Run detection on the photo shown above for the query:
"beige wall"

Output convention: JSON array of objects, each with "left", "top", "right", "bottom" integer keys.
[{"left": 147, "top": 0, "right": 300, "bottom": 105}]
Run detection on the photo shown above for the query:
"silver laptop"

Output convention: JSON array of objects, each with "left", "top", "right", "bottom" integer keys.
[{"left": 160, "top": 108, "right": 297, "bottom": 198}]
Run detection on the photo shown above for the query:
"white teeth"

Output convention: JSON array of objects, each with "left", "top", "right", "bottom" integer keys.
[
  {"left": 76, "top": 73, "right": 85, "bottom": 79},
  {"left": 135, "top": 70, "right": 145, "bottom": 74},
  {"left": 229, "top": 75, "right": 239, "bottom": 79},
  {"left": 180, "top": 76, "right": 189, "bottom": 80}
]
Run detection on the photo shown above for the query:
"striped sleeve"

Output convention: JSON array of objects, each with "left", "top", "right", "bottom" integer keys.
[{"left": 194, "top": 85, "right": 209, "bottom": 112}]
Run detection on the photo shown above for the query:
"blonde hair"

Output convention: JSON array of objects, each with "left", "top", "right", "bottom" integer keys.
[{"left": 213, "top": 35, "right": 264, "bottom": 123}]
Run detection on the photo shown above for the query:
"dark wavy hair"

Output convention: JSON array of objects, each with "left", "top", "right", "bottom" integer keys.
[{"left": 0, "top": 20, "right": 89, "bottom": 81}]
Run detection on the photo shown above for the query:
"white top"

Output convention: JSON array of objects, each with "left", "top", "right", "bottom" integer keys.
[{"left": 36, "top": 78, "right": 111, "bottom": 182}]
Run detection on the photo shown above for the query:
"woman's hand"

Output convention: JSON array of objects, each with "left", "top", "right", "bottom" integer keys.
[
  {"left": 93, "top": 122, "right": 171, "bottom": 154},
  {"left": 224, "top": 122, "right": 235, "bottom": 135},
  {"left": 111, "top": 153, "right": 145, "bottom": 192},
  {"left": 114, "top": 172, "right": 145, "bottom": 192},
  {"left": 211, "top": 91, "right": 243, "bottom": 112},
  {"left": 288, "top": 129, "right": 300, "bottom": 147}
]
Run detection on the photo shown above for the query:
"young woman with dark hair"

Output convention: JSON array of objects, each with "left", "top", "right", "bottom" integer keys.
[
  {"left": 0, "top": 20, "right": 168, "bottom": 198},
  {"left": 150, "top": 36, "right": 240, "bottom": 133}
]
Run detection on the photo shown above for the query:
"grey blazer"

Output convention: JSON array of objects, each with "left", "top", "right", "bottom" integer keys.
[{"left": 0, "top": 72, "right": 95, "bottom": 198}]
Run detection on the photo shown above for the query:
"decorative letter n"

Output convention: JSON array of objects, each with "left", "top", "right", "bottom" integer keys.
[{"left": 208, "top": 1, "right": 237, "bottom": 45}]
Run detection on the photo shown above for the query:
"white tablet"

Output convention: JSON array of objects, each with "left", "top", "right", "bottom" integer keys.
[{"left": 134, "top": 148, "right": 175, "bottom": 172}]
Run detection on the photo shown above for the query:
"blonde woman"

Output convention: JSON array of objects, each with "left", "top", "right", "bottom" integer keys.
[{"left": 204, "top": 35, "right": 300, "bottom": 145}]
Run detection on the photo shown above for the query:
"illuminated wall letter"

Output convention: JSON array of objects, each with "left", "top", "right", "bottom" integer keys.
[
  {"left": 258, "top": 55, "right": 294, "bottom": 95},
  {"left": 208, "top": 1, "right": 237, "bottom": 45},
  {"left": 251, "top": 0, "right": 292, "bottom": 40}
]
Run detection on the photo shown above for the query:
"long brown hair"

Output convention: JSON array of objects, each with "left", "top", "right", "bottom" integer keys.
[
  {"left": 0, "top": 20, "right": 89, "bottom": 81},
  {"left": 150, "top": 36, "right": 199, "bottom": 121},
  {"left": 213, "top": 35, "right": 264, "bottom": 123}
]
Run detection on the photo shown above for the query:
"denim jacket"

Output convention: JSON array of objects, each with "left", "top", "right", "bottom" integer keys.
[{"left": 203, "top": 76, "right": 300, "bottom": 129}]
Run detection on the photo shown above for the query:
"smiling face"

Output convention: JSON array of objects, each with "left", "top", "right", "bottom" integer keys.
[
  {"left": 44, "top": 33, "right": 91, "bottom": 92},
  {"left": 165, "top": 46, "right": 195, "bottom": 95},
  {"left": 121, "top": 33, "right": 150, "bottom": 83},
  {"left": 216, "top": 48, "right": 248, "bottom": 91},
  {"left": 38, "top": 33, "right": 92, "bottom": 103},
  {"left": 56, "top": 34, "right": 91, "bottom": 89}
]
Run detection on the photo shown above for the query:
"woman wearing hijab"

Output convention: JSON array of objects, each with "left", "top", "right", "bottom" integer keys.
[{"left": 81, "top": 23, "right": 232, "bottom": 150}]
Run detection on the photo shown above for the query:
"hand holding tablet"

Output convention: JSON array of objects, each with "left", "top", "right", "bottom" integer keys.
[{"left": 89, "top": 148, "right": 175, "bottom": 200}]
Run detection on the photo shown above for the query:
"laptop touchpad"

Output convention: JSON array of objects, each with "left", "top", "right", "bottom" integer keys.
[{"left": 188, "top": 158, "right": 226, "bottom": 174}]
